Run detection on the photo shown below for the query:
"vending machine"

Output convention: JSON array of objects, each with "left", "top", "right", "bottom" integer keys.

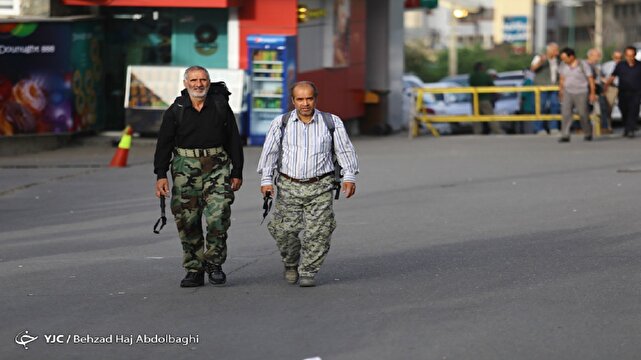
[{"left": 246, "top": 35, "right": 296, "bottom": 145}]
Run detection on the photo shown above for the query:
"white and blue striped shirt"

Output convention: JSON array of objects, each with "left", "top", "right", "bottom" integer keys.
[{"left": 257, "top": 110, "right": 359, "bottom": 186}]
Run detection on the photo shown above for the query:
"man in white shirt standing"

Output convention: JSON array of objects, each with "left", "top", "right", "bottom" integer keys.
[
  {"left": 531, "top": 42, "right": 561, "bottom": 135},
  {"left": 257, "top": 81, "right": 359, "bottom": 287}
]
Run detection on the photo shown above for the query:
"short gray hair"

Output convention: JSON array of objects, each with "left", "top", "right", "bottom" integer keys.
[
  {"left": 587, "top": 48, "right": 601, "bottom": 58},
  {"left": 184, "top": 66, "right": 210, "bottom": 81}
]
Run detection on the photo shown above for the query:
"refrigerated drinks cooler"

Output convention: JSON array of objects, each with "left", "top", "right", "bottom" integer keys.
[{"left": 247, "top": 35, "right": 297, "bottom": 145}]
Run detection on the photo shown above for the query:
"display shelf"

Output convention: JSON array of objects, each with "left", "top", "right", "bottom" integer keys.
[
  {"left": 253, "top": 94, "right": 282, "bottom": 98},
  {"left": 253, "top": 60, "right": 283, "bottom": 65},
  {"left": 252, "top": 78, "right": 284, "bottom": 82},
  {"left": 252, "top": 108, "right": 282, "bottom": 113},
  {"left": 252, "top": 69, "right": 284, "bottom": 73}
]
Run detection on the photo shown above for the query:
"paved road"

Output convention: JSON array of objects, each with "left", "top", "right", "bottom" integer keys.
[{"left": 2, "top": 133, "right": 641, "bottom": 359}]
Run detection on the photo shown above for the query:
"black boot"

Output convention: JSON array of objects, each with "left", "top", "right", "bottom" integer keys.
[
  {"left": 205, "top": 263, "right": 226, "bottom": 285},
  {"left": 180, "top": 271, "right": 204, "bottom": 287}
]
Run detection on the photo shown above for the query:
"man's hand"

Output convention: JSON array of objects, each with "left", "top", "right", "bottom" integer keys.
[
  {"left": 589, "top": 93, "right": 597, "bottom": 104},
  {"left": 261, "top": 185, "right": 274, "bottom": 198},
  {"left": 342, "top": 181, "right": 356, "bottom": 198},
  {"left": 231, "top": 178, "right": 243, "bottom": 192},
  {"left": 156, "top": 178, "right": 169, "bottom": 198}
]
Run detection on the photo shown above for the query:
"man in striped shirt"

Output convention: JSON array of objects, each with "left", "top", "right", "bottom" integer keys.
[{"left": 257, "top": 81, "right": 359, "bottom": 287}]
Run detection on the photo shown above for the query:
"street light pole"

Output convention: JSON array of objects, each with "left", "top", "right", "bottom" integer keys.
[
  {"left": 595, "top": 0, "right": 603, "bottom": 55},
  {"left": 568, "top": 5, "right": 575, "bottom": 49},
  {"left": 535, "top": 0, "right": 548, "bottom": 53},
  {"left": 448, "top": 12, "right": 457, "bottom": 76}
]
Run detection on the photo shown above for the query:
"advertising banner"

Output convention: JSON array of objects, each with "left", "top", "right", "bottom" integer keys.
[
  {"left": 503, "top": 16, "right": 528, "bottom": 54},
  {"left": 0, "top": 22, "right": 72, "bottom": 136},
  {"left": 0, "top": 21, "right": 103, "bottom": 137}
]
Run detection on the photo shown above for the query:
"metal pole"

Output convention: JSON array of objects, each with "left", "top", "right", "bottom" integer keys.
[
  {"left": 568, "top": 6, "right": 575, "bottom": 49},
  {"left": 535, "top": 0, "right": 548, "bottom": 54},
  {"left": 448, "top": 13, "right": 457, "bottom": 76},
  {"left": 595, "top": 0, "right": 603, "bottom": 55}
]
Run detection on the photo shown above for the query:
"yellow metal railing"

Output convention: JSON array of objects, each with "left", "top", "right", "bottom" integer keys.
[{"left": 410, "top": 85, "right": 597, "bottom": 138}]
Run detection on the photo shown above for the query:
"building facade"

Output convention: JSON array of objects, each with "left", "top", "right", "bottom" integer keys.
[{"left": 1, "top": 0, "right": 406, "bottom": 138}]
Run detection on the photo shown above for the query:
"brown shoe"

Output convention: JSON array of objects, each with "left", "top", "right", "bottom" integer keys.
[{"left": 284, "top": 265, "right": 298, "bottom": 284}]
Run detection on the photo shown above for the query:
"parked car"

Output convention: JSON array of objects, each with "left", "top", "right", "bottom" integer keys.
[
  {"left": 494, "top": 76, "right": 528, "bottom": 133},
  {"left": 439, "top": 73, "right": 469, "bottom": 86},
  {"left": 402, "top": 74, "right": 453, "bottom": 134}
]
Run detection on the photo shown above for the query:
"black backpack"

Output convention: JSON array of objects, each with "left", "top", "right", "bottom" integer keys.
[{"left": 280, "top": 110, "right": 343, "bottom": 199}]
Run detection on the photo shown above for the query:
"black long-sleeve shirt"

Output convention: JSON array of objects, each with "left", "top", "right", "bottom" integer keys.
[
  {"left": 612, "top": 60, "right": 641, "bottom": 93},
  {"left": 153, "top": 87, "right": 244, "bottom": 180}
]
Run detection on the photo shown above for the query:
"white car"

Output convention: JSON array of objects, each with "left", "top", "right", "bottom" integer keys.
[{"left": 403, "top": 75, "right": 454, "bottom": 134}]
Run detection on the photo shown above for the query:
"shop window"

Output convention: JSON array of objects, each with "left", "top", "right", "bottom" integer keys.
[
  {"left": 105, "top": 11, "right": 172, "bottom": 65},
  {"left": 101, "top": 9, "right": 172, "bottom": 129},
  {"left": 614, "top": 5, "right": 622, "bottom": 17}
]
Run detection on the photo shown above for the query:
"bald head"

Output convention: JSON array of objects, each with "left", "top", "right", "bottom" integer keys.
[{"left": 290, "top": 81, "right": 318, "bottom": 99}]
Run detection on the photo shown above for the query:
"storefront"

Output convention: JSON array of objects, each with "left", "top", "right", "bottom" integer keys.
[{"left": 2, "top": 0, "right": 403, "bottom": 138}]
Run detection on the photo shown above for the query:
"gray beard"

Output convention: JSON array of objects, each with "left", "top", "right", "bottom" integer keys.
[{"left": 187, "top": 87, "right": 209, "bottom": 99}]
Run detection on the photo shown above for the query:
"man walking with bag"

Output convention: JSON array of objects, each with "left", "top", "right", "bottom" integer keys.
[
  {"left": 257, "top": 81, "right": 359, "bottom": 287},
  {"left": 558, "top": 47, "right": 596, "bottom": 142},
  {"left": 154, "top": 66, "right": 244, "bottom": 287}
]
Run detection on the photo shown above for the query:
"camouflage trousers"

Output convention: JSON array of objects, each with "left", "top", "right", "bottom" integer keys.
[
  {"left": 267, "top": 175, "right": 337, "bottom": 277},
  {"left": 170, "top": 150, "right": 234, "bottom": 272}
]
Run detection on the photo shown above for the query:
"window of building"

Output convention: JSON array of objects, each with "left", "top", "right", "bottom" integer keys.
[
  {"left": 614, "top": 5, "right": 622, "bottom": 17},
  {"left": 0, "top": 0, "right": 19, "bottom": 15}
]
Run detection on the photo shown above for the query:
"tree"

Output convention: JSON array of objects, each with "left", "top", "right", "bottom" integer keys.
[{"left": 405, "top": 43, "right": 532, "bottom": 83}]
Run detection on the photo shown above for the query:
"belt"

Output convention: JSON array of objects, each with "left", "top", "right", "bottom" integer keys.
[
  {"left": 174, "top": 147, "right": 223, "bottom": 157},
  {"left": 280, "top": 172, "right": 333, "bottom": 184}
]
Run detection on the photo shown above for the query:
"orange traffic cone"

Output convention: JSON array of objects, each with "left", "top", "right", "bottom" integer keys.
[{"left": 109, "top": 126, "right": 133, "bottom": 167}]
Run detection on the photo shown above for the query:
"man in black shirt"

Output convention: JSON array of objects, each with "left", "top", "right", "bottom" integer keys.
[
  {"left": 154, "top": 66, "right": 244, "bottom": 287},
  {"left": 604, "top": 46, "right": 641, "bottom": 138}
]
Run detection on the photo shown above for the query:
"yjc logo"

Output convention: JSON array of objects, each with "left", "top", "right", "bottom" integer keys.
[{"left": 15, "top": 330, "right": 38, "bottom": 350}]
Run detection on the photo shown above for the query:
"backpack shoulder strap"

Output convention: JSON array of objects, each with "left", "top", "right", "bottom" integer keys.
[
  {"left": 212, "top": 94, "right": 229, "bottom": 128},
  {"left": 279, "top": 109, "right": 296, "bottom": 142},
  {"left": 171, "top": 99, "right": 185, "bottom": 126},
  {"left": 319, "top": 111, "right": 335, "bottom": 134},
  {"left": 578, "top": 60, "right": 591, "bottom": 81},
  {"left": 319, "top": 111, "right": 343, "bottom": 199}
]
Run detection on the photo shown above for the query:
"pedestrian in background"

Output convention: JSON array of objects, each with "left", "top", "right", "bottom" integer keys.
[
  {"left": 600, "top": 50, "right": 623, "bottom": 134},
  {"left": 154, "top": 66, "right": 244, "bottom": 287},
  {"left": 531, "top": 42, "right": 561, "bottom": 135},
  {"left": 558, "top": 47, "right": 596, "bottom": 142},
  {"left": 586, "top": 48, "right": 610, "bottom": 134},
  {"left": 604, "top": 46, "right": 641, "bottom": 138},
  {"left": 257, "top": 81, "right": 359, "bottom": 287},
  {"left": 520, "top": 69, "right": 535, "bottom": 116},
  {"left": 469, "top": 62, "right": 504, "bottom": 135}
]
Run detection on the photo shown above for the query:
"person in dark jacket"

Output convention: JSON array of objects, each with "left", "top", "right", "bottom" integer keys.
[
  {"left": 154, "top": 65, "right": 244, "bottom": 287},
  {"left": 469, "top": 61, "right": 504, "bottom": 135},
  {"left": 604, "top": 46, "right": 641, "bottom": 138}
]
